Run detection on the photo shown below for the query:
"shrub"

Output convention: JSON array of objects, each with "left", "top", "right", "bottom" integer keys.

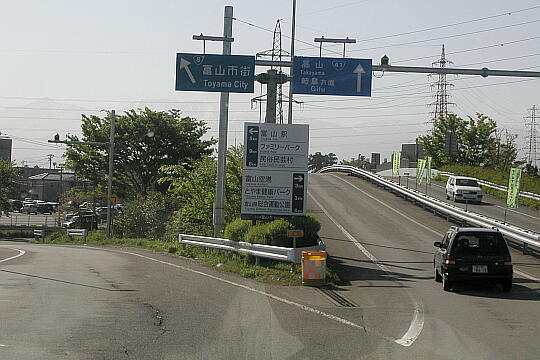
[
  {"left": 224, "top": 218, "right": 252, "bottom": 241},
  {"left": 289, "top": 214, "right": 321, "bottom": 247},
  {"left": 264, "top": 219, "right": 294, "bottom": 247},
  {"left": 245, "top": 219, "right": 293, "bottom": 247},
  {"left": 113, "top": 192, "right": 179, "bottom": 240}
]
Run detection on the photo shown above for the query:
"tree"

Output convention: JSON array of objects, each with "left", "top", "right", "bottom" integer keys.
[
  {"left": 418, "top": 113, "right": 501, "bottom": 168},
  {"left": 418, "top": 113, "right": 466, "bottom": 167},
  {"left": 485, "top": 129, "right": 518, "bottom": 172},
  {"left": 0, "top": 159, "right": 20, "bottom": 212},
  {"left": 64, "top": 108, "right": 215, "bottom": 197},
  {"left": 459, "top": 113, "right": 497, "bottom": 166},
  {"left": 308, "top": 152, "right": 337, "bottom": 172},
  {"left": 160, "top": 146, "right": 243, "bottom": 237}
]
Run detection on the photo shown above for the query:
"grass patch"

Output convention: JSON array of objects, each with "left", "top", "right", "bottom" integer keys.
[
  {"left": 35, "top": 231, "right": 341, "bottom": 286},
  {"left": 0, "top": 230, "right": 34, "bottom": 238}
]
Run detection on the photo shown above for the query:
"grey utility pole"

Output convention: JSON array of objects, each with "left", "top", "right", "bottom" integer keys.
[
  {"left": 213, "top": 6, "right": 233, "bottom": 237},
  {"left": 106, "top": 110, "right": 116, "bottom": 238},
  {"left": 287, "top": 0, "right": 296, "bottom": 124},
  {"left": 255, "top": 69, "right": 289, "bottom": 123}
]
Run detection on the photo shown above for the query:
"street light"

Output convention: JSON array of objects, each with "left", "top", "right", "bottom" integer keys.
[{"left": 48, "top": 110, "right": 116, "bottom": 237}]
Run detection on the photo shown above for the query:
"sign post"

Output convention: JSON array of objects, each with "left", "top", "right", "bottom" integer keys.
[{"left": 241, "top": 122, "right": 309, "bottom": 219}]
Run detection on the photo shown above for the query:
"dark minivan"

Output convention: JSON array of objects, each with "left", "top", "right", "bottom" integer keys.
[{"left": 434, "top": 226, "right": 513, "bottom": 292}]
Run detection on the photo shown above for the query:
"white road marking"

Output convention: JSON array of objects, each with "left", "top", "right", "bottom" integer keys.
[
  {"left": 308, "top": 189, "right": 424, "bottom": 347},
  {"left": 0, "top": 248, "right": 26, "bottom": 264},
  {"left": 514, "top": 269, "right": 540, "bottom": 282},
  {"left": 75, "top": 245, "right": 393, "bottom": 342}
]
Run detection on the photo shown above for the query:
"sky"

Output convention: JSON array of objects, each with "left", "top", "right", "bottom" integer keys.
[{"left": 0, "top": 0, "right": 539, "bottom": 168}]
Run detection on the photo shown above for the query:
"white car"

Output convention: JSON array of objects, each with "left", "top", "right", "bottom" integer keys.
[{"left": 445, "top": 176, "right": 483, "bottom": 204}]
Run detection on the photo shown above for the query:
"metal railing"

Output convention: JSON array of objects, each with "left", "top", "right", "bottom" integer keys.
[
  {"left": 319, "top": 165, "right": 540, "bottom": 252},
  {"left": 179, "top": 234, "right": 326, "bottom": 264}
]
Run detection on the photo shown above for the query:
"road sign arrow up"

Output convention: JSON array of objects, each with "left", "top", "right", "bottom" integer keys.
[
  {"left": 179, "top": 58, "right": 196, "bottom": 84},
  {"left": 353, "top": 63, "right": 365, "bottom": 92}
]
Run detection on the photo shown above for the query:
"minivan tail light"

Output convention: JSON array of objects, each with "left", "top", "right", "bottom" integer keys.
[
  {"left": 504, "top": 256, "right": 513, "bottom": 270},
  {"left": 444, "top": 254, "right": 455, "bottom": 268}
]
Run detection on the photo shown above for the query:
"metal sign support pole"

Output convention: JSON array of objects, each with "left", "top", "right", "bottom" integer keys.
[
  {"left": 287, "top": 0, "right": 296, "bottom": 124},
  {"left": 106, "top": 110, "right": 116, "bottom": 238},
  {"left": 213, "top": 6, "right": 233, "bottom": 237}
]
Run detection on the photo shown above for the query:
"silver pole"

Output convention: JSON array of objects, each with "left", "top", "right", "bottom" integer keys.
[
  {"left": 373, "top": 64, "right": 540, "bottom": 78},
  {"left": 106, "top": 110, "right": 116, "bottom": 238},
  {"left": 287, "top": 0, "right": 296, "bottom": 124},
  {"left": 213, "top": 5, "right": 233, "bottom": 237}
]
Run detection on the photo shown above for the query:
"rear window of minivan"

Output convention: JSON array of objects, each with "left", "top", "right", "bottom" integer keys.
[
  {"left": 456, "top": 179, "right": 479, "bottom": 187},
  {"left": 451, "top": 232, "right": 509, "bottom": 255}
]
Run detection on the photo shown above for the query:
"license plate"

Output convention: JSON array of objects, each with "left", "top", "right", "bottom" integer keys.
[{"left": 472, "top": 265, "right": 488, "bottom": 273}]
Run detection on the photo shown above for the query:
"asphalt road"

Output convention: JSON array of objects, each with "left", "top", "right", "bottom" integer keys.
[
  {"left": 1, "top": 173, "right": 540, "bottom": 359},
  {"left": 309, "top": 172, "right": 540, "bottom": 359},
  {"left": 390, "top": 176, "right": 540, "bottom": 233},
  {"left": 0, "top": 242, "right": 397, "bottom": 360}
]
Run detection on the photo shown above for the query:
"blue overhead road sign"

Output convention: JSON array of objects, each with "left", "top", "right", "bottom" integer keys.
[
  {"left": 292, "top": 56, "right": 372, "bottom": 96},
  {"left": 175, "top": 53, "right": 255, "bottom": 93}
]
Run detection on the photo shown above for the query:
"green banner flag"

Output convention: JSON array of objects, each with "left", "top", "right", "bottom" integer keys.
[
  {"left": 416, "top": 159, "right": 426, "bottom": 185},
  {"left": 426, "top": 156, "right": 432, "bottom": 185},
  {"left": 506, "top": 168, "right": 522, "bottom": 208},
  {"left": 392, "top": 152, "right": 401, "bottom": 176}
]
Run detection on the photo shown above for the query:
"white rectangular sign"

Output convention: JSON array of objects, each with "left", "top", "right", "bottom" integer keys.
[
  {"left": 244, "top": 122, "right": 309, "bottom": 171},
  {"left": 241, "top": 169, "right": 307, "bottom": 216}
]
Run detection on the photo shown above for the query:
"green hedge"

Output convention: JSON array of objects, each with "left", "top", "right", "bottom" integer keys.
[
  {"left": 223, "top": 218, "right": 252, "bottom": 241},
  {"left": 0, "top": 230, "right": 34, "bottom": 238},
  {"left": 224, "top": 214, "right": 321, "bottom": 248}
]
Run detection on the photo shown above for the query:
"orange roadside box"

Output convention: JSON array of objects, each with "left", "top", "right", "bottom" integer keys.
[{"left": 301, "top": 250, "right": 326, "bottom": 286}]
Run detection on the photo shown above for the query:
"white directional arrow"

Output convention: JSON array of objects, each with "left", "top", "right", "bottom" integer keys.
[
  {"left": 179, "top": 58, "right": 196, "bottom": 84},
  {"left": 353, "top": 63, "right": 365, "bottom": 92},
  {"left": 293, "top": 175, "right": 304, "bottom": 183},
  {"left": 248, "top": 127, "right": 259, "bottom": 135}
]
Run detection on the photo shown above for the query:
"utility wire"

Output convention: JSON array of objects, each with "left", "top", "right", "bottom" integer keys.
[
  {"left": 395, "top": 35, "right": 540, "bottom": 63},
  {"left": 350, "top": 19, "right": 540, "bottom": 52}
]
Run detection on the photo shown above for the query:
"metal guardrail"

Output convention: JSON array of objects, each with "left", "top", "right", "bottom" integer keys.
[
  {"left": 178, "top": 234, "right": 326, "bottom": 264},
  {"left": 438, "top": 171, "right": 540, "bottom": 202},
  {"left": 33, "top": 230, "right": 46, "bottom": 240},
  {"left": 319, "top": 165, "right": 540, "bottom": 252},
  {"left": 67, "top": 229, "right": 88, "bottom": 239}
]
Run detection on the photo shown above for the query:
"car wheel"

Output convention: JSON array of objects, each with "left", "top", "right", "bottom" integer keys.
[
  {"left": 435, "top": 268, "right": 442, "bottom": 283},
  {"left": 442, "top": 275, "right": 453, "bottom": 291},
  {"left": 501, "top": 279, "right": 512, "bottom": 292}
]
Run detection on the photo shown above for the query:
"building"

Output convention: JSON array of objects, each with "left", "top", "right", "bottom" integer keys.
[
  {"left": 26, "top": 172, "right": 78, "bottom": 202},
  {"left": 370, "top": 153, "right": 381, "bottom": 171},
  {"left": 0, "top": 136, "right": 12, "bottom": 162},
  {"left": 401, "top": 143, "right": 424, "bottom": 166}
]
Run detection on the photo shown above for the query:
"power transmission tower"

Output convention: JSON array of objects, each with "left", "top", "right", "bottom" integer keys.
[
  {"left": 253, "top": 20, "right": 302, "bottom": 123},
  {"left": 429, "top": 45, "right": 454, "bottom": 122},
  {"left": 46, "top": 154, "right": 54, "bottom": 169},
  {"left": 524, "top": 105, "right": 539, "bottom": 167}
]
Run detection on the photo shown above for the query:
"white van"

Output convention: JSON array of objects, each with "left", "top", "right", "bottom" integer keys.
[{"left": 445, "top": 176, "right": 483, "bottom": 204}]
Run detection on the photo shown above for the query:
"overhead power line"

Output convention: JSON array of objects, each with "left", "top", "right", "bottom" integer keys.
[{"left": 350, "top": 19, "right": 540, "bottom": 52}]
